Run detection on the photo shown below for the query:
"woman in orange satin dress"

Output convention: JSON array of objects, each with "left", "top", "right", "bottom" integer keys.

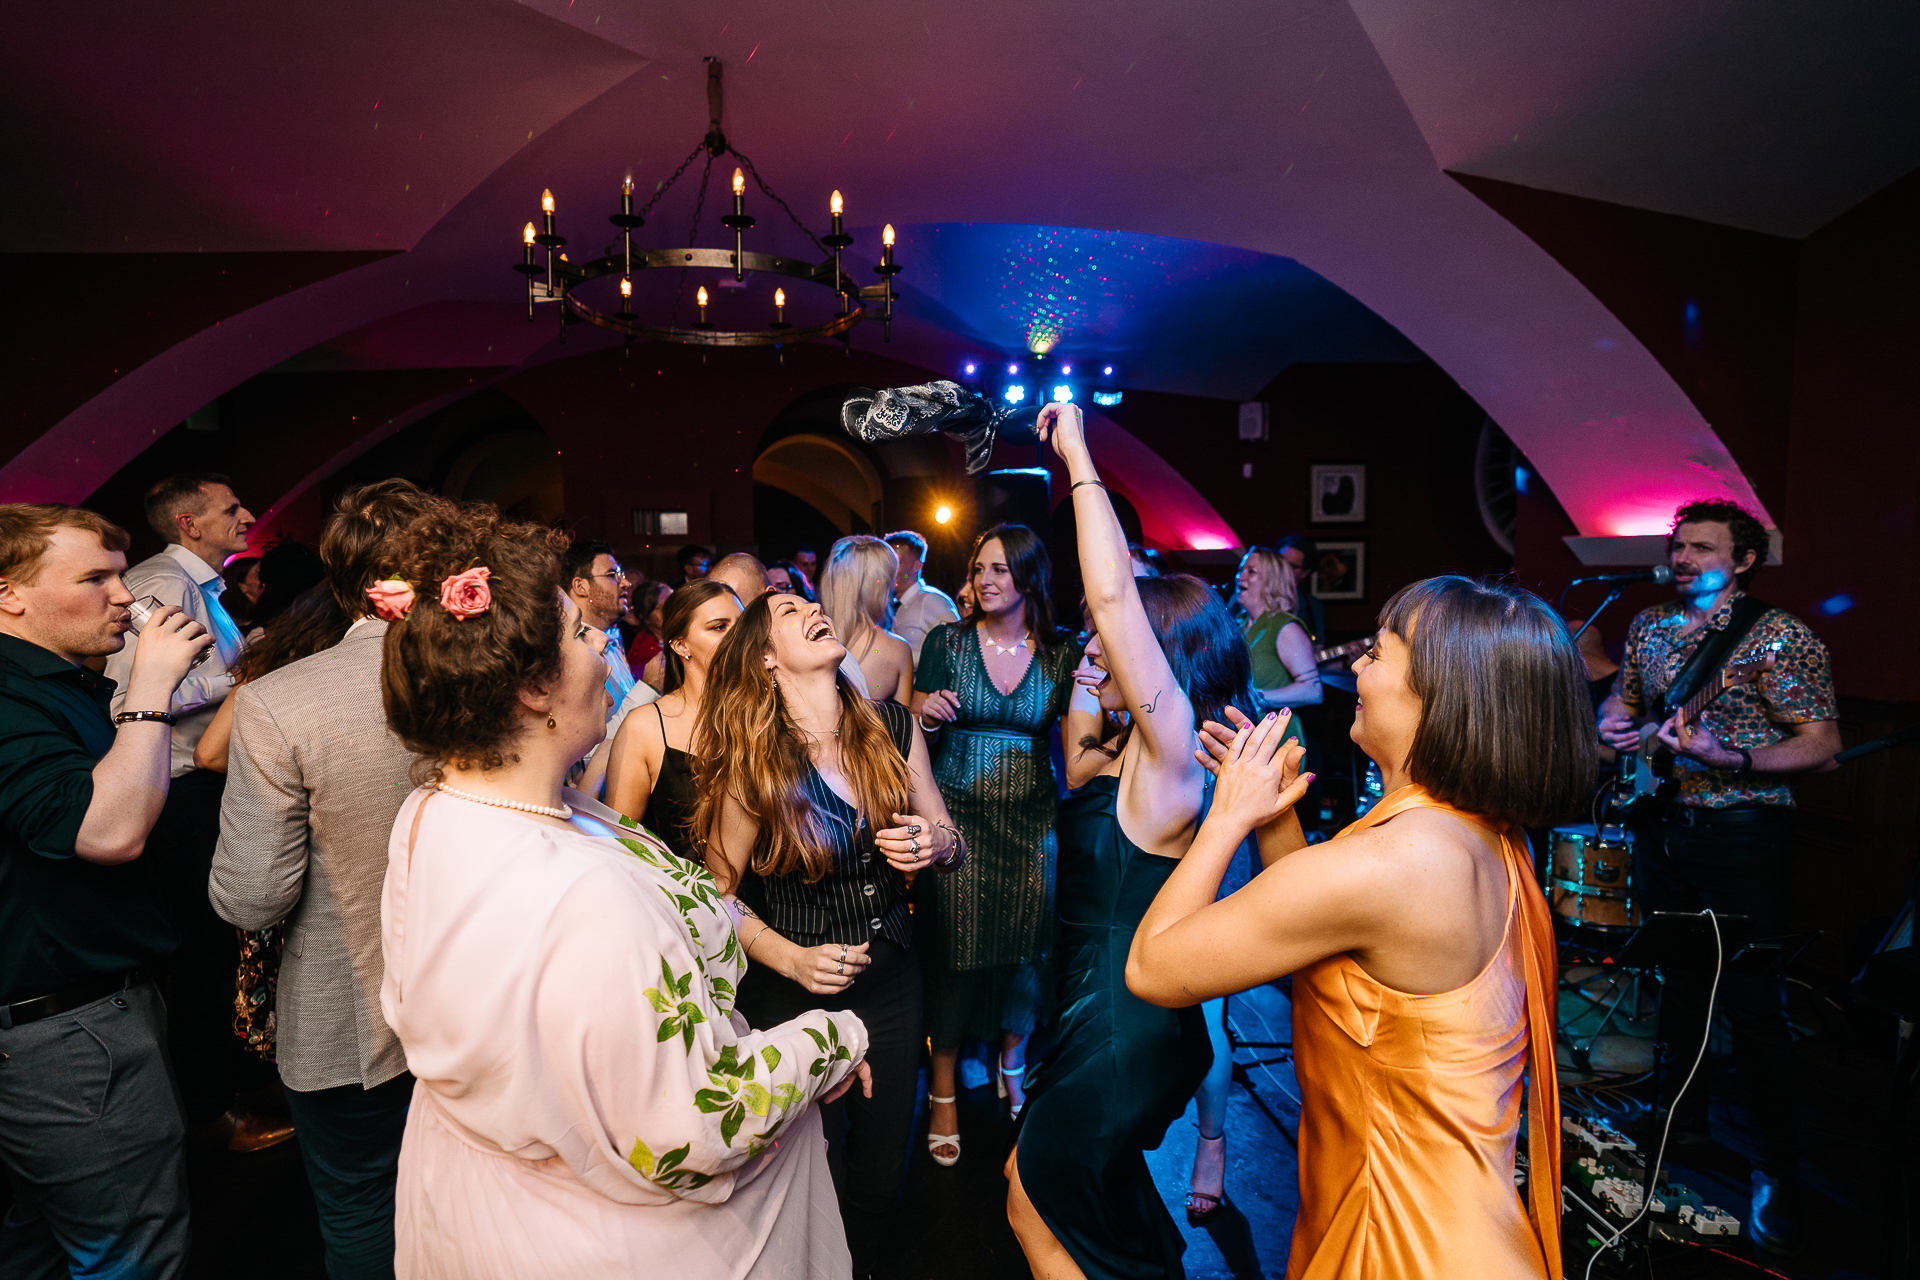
[{"left": 1129, "top": 576, "right": 1597, "bottom": 1280}]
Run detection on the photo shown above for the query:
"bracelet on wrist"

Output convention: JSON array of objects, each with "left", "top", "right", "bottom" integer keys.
[
  {"left": 1734, "top": 747, "right": 1754, "bottom": 774},
  {"left": 113, "top": 710, "right": 178, "bottom": 727},
  {"left": 1071, "top": 479, "right": 1107, "bottom": 493},
  {"left": 917, "top": 715, "right": 944, "bottom": 733}
]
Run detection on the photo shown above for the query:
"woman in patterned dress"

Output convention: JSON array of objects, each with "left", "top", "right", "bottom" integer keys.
[
  {"left": 374, "top": 506, "right": 870, "bottom": 1279},
  {"left": 912, "top": 523, "right": 1083, "bottom": 1162}
]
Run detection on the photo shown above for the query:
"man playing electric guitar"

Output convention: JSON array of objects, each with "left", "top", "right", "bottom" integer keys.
[{"left": 1596, "top": 498, "right": 1839, "bottom": 1257}]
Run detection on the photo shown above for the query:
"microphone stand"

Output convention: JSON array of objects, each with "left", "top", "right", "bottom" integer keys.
[{"left": 1568, "top": 585, "right": 1627, "bottom": 644}]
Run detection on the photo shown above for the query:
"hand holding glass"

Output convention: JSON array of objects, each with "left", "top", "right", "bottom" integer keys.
[{"left": 126, "top": 596, "right": 213, "bottom": 668}]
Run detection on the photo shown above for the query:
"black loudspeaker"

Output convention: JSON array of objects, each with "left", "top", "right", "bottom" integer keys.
[{"left": 975, "top": 468, "right": 1052, "bottom": 535}]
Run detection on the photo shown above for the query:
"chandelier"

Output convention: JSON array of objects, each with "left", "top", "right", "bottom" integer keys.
[{"left": 512, "top": 58, "right": 901, "bottom": 353}]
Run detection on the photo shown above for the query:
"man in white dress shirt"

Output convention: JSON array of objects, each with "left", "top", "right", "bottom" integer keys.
[
  {"left": 104, "top": 473, "right": 293, "bottom": 1150},
  {"left": 885, "top": 530, "right": 958, "bottom": 665},
  {"left": 105, "top": 474, "right": 251, "bottom": 769}
]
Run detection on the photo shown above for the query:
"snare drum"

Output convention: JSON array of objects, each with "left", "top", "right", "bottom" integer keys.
[{"left": 1547, "top": 824, "right": 1641, "bottom": 929}]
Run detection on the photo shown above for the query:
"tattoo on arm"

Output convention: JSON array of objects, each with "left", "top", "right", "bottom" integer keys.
[{"left": 1140, "top": 689, "right": 1162, "bottom": 713}]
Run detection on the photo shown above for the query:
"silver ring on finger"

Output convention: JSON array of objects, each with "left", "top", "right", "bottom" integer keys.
[{"left": 836, "top": 960, "right": 844, "bottom": 975}]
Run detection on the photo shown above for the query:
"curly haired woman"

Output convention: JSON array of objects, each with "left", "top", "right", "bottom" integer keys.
[{"left": 373, "top": 505, "right": 870, "bottom": 1279}]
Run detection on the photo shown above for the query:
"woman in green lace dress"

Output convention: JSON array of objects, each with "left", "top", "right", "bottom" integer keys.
[{"left": 912, "top": 523, "right": 1082, "bottom": 1164}]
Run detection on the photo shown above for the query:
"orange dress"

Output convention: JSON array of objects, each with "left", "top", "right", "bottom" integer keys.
[{"left": 1286, "top": 787, "right": 1561, "bottom": 1280}]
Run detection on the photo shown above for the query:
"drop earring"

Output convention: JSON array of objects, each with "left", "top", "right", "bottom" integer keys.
[{"left": 547, "top": 713, "right": 557, "bottom": 730}]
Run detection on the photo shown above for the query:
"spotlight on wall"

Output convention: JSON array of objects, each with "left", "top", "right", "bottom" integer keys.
[
  {"left": 1004, "top": 384, "right": 1028, "bottom": 405},
  {"left": 935, "top": 504, "right": 954, "bottom": 525},
  {"left": 1052, "top": 385, "right": 1073, "bottom": 403}
]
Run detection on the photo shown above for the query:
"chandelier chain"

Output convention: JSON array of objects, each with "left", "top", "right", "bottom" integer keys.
[
  {"left": 671, "top": 155, "right": 717, "bottom": 326},
  {"left": 636, "top": 142, "right": 707, "bottom": 218},
  {"left": 731, "top": 149, "right": 830, "bottom": 258}
]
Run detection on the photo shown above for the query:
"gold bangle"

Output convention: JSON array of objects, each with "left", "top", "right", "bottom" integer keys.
[{"left": 744, "top": 925, "right": 770, "bottom": 959}]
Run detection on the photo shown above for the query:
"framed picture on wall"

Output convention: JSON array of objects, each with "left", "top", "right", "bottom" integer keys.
[
  {"left": 1311, "top": 539, "right": 1367, "bottom": 602},
  {"left": 1309, "top": 462, "right": 1367, "bottom": 523}
]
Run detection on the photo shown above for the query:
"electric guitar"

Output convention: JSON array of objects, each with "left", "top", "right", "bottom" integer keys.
[{"left": 1622, "top": 643, "right": 1781, "bottom": 809}]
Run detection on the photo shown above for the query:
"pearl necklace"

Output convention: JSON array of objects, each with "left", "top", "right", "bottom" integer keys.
[{"left": 435, "top": 783, "right": 572, "bottom": 820}]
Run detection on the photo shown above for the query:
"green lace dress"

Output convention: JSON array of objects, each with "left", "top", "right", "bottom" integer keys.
[{"left": 914, "top": 622, "right": 1083, "bottom": 1048}]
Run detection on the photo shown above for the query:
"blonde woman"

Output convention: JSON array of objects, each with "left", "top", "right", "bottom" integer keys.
[
  {"left": 1234, "top": 546, "right": 1321, "bottom": 720},
  {"left": 820, "top": 535, "right": 914, "bottom": 704}
]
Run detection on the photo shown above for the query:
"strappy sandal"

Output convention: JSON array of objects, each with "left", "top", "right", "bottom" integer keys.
[
  {"left": 927, "top": 1094, "right": 961, "bottom": 1167},
  {"left": 997, "top": 1058, "right": 1026, "bottom": 1119},
  {"left": 1187, "top": 1129, "right": 1228, "bottom": 1226}
]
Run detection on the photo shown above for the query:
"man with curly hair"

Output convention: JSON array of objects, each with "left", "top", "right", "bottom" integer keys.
[{"left": 1597, "top": 498, "right": 1839, "bottom": 1255}]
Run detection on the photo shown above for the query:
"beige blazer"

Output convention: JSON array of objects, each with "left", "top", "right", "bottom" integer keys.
[{"left": 209, "top": 619, "right": 414, "bottom": 1092}]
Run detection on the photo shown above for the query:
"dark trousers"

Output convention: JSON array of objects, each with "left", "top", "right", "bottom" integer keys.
[
  {"left": 1642, "top": 807, "right": 1800, "bottom": 1178},
  {"left": 283, "top": 1073, "right": 414, "bottom": 1280},
  {"left": 736, "top": 939, "right": 923, "bottom": 1278},
  {"left": 0, "top": 979, "right": 190, "bottom": 1279},
  {"left": 148, "top": 768, "right": 253, "bottom": 1125}
]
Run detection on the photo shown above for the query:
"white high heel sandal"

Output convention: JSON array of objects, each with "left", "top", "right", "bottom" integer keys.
[
  {"left": 927, "top": 1094, "right": 961, "bottom": 1167},
  {"left": 997, "top": 1059, "right": 1026, "bottom": 1120}
]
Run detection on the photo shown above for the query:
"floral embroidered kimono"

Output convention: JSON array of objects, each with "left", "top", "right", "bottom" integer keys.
[{"left": 380, "top": 788, "right": 867, "bottom": 1279}]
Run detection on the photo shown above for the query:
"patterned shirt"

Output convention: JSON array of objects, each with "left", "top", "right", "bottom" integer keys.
[{"left": 1611, "top": 592, "right": 1836, "bottom": 809}]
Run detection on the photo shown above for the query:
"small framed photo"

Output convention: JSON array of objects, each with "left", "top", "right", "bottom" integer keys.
[
  {"left": 1309, "top": 463, "right": 1367, "bottom": 523},
  {"left": 1312, "top": 539, "right": 1367, "bottom": 602}
]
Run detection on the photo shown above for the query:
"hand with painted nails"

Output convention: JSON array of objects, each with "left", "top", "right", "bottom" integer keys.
[{"left": 1206, "top": 707, "right": 1313, "bottom": 838}]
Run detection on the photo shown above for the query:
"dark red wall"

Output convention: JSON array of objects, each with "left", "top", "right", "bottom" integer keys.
[{"left": 0, "top": 251, "right": 393, "bottom": 468}]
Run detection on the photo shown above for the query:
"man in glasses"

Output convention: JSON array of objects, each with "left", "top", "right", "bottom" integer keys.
[{"left": 563, "top": 540, "right": 637, "bottom": 721}]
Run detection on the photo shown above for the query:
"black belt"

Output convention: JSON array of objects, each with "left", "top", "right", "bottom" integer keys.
[
  {"left": 0, "top": 967, "right": 146, "bottom": 1031},
  {"left": 1662, "top": 804, "right": 1791, "bottom": 829}
]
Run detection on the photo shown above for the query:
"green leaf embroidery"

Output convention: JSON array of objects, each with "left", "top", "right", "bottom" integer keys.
[
  {"left": 760, "top": 1045, "right": 781, "bottom": 1072},
  {"left": 743, "top": 1082, "right": 773, "bottom": 1117},
  {"left": 720, "top": 1102, "right": 745, "bottom": 1146}
]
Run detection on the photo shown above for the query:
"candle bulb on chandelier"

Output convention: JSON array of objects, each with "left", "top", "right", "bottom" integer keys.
[
  {"left": 540, "top": 188, "right": 555, "bottom": 238},
  {"left": 522, "top": 221, "right": 535, "bottom": 263},
  {"left": 697, "top": 285, "right": 709, "bottom": 325},
  {"left": 621, "top": 174, "right": 634, "bottom": 218},
  {"left": 774, "top": 287, "right": 786, "bottom": 324},
  {"left": 882, "top": 223, "right": 895, "bottom": 267},
  {"left": 732, "top": 167, "right": 745, "bottom": 214},
  {"left": 831, "top": 189, "right": 844, "bottom": 236},
  {"left": 620, "top": 276, "right": 632, "bottom": 314}
]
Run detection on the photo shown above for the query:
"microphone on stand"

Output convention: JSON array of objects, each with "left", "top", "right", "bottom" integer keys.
[{"left": 1571, "top": 565, "right": 1674, "bottom": 587}]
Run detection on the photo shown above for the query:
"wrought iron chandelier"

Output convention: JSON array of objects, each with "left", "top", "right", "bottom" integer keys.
[{"left": 513, "top": 58, "right": 900, "bottom": 352}]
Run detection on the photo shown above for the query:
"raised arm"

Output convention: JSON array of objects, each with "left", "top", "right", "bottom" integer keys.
[{"left": 1036, "top": 403, "right": 1192, "bottom": 771}]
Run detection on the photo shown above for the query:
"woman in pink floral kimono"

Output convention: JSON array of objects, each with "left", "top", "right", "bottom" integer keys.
[{"left": 372, "top": 506, "right": 870, "bottom": 1279}]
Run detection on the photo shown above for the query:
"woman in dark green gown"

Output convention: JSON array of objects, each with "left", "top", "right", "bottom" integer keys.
[
  {"left": 1007, "top": 402, "right": 1263, "bottom": 1280},
  {"left": 913, "top": 524, "right": 1081, "bottom": 1162}
]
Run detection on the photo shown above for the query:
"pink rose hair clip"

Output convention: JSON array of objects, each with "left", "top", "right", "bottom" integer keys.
[
  {"left": 439, "top": 566, "right": 493, "bottom": 619},
  {"left": 365, "top": 578, "right": 415, "bottom": 621}
]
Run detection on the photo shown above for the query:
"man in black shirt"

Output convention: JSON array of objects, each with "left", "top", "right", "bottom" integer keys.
[{"left": 0, "top": 503, "right": 212, "bottom": 1277}]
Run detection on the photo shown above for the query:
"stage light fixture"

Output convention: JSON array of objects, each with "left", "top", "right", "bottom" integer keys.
[
  {"left": 1052, "top": 385, "right": 1073, "bottom": 403},
  {"left": 1004, "top": 384, "right": 1028, "bottom": 405},
  {"left": 1061, "top": 364, "right": 1072, "bottom": 375},
  {"left": 964, "top": 362, "right": 977, "bottom": 375},
  {"left": 1007, "top": 362, "right": 1020, "bottom": 375},
  {"left": 1103, "top": 365, "right": 1114, "bottom": 376},
  {"left": 935, "top": 504, "right": 954, "bottom": 525},
  {"left": 1092, "top": 391, "right": 1123, "bottom": 407}
]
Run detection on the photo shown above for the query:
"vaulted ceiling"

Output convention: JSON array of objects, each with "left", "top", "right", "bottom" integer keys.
[{"left": 4, "top": 0, "right": 1916, "bottom": 539}]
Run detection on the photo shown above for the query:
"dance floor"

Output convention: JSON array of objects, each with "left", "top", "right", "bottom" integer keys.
[{"left": 4, "top": 978, "right": 1890, "bottom": 1278}]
